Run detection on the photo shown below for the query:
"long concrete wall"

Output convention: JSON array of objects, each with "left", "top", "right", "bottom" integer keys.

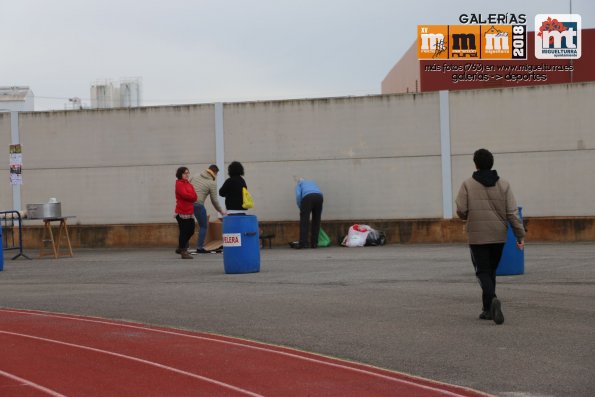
[
  {"left": 2, "top": 105, "right": 216, "bottom": 224},
  {"left": 1, "top": 82, "right": 594, "bottom": 227},
  {"left": 224, "top": 95, "right": 442, "bottom": 221},
  {"left": 449, "top": 83, "right": 595, "bottom": 217}
]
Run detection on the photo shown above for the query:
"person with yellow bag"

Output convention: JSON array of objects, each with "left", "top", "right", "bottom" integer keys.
[
  {"left": 291, "top": 178, "right": 324, "bottom": 249},
  {"left": 219, "top": 161, "right": 251, "bottom": 215}
]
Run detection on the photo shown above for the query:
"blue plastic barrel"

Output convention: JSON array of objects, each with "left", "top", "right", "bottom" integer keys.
[
  {"left": 497, "top": 207, "right": 524, "bottom": 275},
  {"left": 222, "top": 215, "right": 260, "bottom": 274},
  {"left": 0, "top": 225, "right": 3, "bottom": 271}
]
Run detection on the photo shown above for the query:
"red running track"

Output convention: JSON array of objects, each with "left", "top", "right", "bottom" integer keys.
[{"left": 0, "top": 308, "right": 490, "bottom": 397}]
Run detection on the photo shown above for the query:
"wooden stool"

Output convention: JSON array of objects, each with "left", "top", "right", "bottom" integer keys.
[
  {"left": 39, "top": 217, "right": 74, "bottom": 259},
  {"left": 259, "top": 229, "right": 275, "bottom": 249}
]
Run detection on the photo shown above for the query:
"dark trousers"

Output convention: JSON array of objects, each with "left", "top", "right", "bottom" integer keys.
[
  {"left": 176, "top": 215, "right": 195, "bottom": 251},
  {"left": 470, "top": 243, "right": 505, "bottom": 311},
  {"left": 299, "top": 193, "right": 323, "bottom": 247}
]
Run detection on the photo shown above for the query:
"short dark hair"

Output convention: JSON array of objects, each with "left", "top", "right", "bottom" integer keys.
[
  {"left": 228, "top": 161, "right": 244, "bottom": 177},
  {"left": 208, "top": 164, "right": 219, "bottom": 173},
  {"left": 176, "top": 166, "right": 188, "bottom": 179},
  {"left": 473, "top": 149, "right": 494, "bottom": 170}
]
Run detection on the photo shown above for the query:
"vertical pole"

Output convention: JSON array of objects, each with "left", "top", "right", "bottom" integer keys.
[
  {"left": 10, "top": 112, "right": 22, "bottom": 212},
  {"left": 214, "top": 102, "right": 225, "bottom": 196},
  {"left": 439, "top": 91, "right": 453, "bottom": 219},
  {"left": 569, "top": 0, "right": 574, "bottom": 83}
]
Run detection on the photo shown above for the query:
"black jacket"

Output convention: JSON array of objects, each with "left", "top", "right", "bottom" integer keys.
[{"left": 219, "top": 175, "right": 247, "bottom": 211}]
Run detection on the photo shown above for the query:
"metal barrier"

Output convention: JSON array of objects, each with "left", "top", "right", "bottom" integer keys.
[{"left": 1, "top": 210, "right": 31, "bottom": 260}]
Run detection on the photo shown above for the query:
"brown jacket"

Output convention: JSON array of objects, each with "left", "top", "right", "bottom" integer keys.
[{"left": 455, "top": 175, "right": 525, "bottom": 245}]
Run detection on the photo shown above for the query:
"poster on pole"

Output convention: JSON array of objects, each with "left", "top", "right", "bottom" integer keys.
[{"left": 9, "top": 144, "right": 22, "bottom": 185}]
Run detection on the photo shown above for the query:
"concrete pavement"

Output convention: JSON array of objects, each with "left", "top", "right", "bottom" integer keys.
[{"left": 1, "top": 243, "right": 594, "bottom": 397}]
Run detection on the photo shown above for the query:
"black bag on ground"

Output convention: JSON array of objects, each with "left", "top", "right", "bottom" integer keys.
[{"left": 365, "top": 229, "right": 386, "bottom": 246}]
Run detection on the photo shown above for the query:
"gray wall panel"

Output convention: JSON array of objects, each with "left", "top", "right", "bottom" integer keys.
[
  {"left": 223, "top": 94, "right": 441, "bottom": 162},
  {"left": 449, "top": 83, "right": 595, "bottom": 155},
  {"left": 241, "top": 156, "right": 442, "bottom": 221},
  {"left": 20, "top": 105, "right": 215, "bottom": 169}
]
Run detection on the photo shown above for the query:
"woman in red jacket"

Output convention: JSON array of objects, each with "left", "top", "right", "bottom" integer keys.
[{"left": 175, "top": 167, "right": 198, "bottom": 259}]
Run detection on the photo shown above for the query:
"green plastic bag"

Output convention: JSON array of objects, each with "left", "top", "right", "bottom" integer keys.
[{"left": 318, "top": 228, "right": 331, "bottom": 247}]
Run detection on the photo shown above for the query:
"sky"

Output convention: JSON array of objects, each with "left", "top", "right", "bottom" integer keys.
[{"left": 2, "top": 0, "right": 593, "bottom": 110}]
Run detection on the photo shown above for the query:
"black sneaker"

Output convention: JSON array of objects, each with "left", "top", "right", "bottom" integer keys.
[
  {"left": 491, "top": 298, "right": 504, "bottom": 325},
  {"left": 479, "top": 311, "right": 492, "bottom": 320},
  {"left": 196, "top": 248, "right": 209, "bottom": 254},
  {"left": 290, "top": 241, "right": 307, "bottom": 249}
]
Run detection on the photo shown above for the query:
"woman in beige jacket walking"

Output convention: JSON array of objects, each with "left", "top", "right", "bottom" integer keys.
[{"left": 456, "top": 148, "right": 525, "bottom": 325}]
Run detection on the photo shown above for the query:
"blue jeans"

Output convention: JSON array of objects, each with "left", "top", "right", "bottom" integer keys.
[{"left": 193, "top": 203, "right": 208, "bottom": 249}]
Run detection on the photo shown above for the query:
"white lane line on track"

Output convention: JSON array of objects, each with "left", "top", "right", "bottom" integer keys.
[
  {"left": 0, "top": 330, "right": 263, "bottom": 397},
  {"left": 0, "top": 369, "right": 67, "bottom": 397},
  {"left": 0, "top": 308, "right": 492, "bottom": 397}
]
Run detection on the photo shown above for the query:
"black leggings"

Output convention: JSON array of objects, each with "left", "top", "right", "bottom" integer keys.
[
  {"left": 470, "top": 243, "right": 505, "bottom": 311},
  {"left": 176, "top": 215, "right": 195, "bottom": 250}
]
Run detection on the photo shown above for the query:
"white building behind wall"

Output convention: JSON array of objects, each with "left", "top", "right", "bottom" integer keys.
[
  {"left": 0, "top": 86, "right": 34, "bottom": 111},
  {"left": 90, "top": 78, "right": 142, "bottom": 109},
  {"left": 119, "top": 78, "right": 142, "bottom": 108},
  {"left": 91, "top": 80, "right": 119, "bottom": 108}
]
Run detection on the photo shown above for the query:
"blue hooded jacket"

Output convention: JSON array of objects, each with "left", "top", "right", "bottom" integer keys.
[{"left": 295, "top": 180, "right": 322, "bottom": 208}]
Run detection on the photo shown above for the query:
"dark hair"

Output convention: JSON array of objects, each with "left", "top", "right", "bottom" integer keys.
[
  {"left": 228, "top": 161, "right": 244, "bottom": 177},
  {"left": 208, "top": 164, "right": 219, "bottom": 173},
  {"left": 473, "top": 149, "right": 494, "bottom": 170},
  {"left": 176, "top": 166, "right": 189, "bottom": 179}
]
